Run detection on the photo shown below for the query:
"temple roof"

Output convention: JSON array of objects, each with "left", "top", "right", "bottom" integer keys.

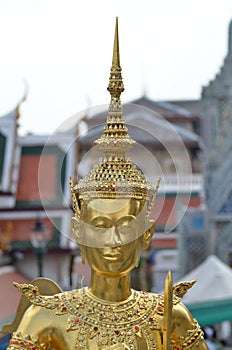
[
  {"left": 202, "top": 19, "right": 232, "bottom": 99},
  {"left": 77, "top": 101, "right": 201, "bottom": 148},
  {"left": 0, "top": 106, "right": 20, "bottom": 196},
  {"left": 131, "top": 96, "right": 196, "bottom": 119}
]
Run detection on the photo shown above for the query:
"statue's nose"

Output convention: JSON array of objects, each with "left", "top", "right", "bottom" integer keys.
[
  {"left": 111, "top": 226, "right": 122, "bottom": 246},
  {"left": 104, "top": 226, "right": 122, "bottom": 247}
]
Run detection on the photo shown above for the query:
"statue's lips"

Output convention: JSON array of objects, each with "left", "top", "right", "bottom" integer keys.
[{"left": 102, "top": 252, "right": 122, "bottom": 262}]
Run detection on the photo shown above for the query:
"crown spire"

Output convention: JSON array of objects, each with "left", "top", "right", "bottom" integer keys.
[
  {"left": 71, "top": 18, "right": 160, "bottom": 206},
  {"left": 107, "top": 17, "right": 124, "bottom": 98},
  {"left": 112, "top": 17, "right": 120, "bottom": 69},
  {"left": 95, "top": 17, "right": 135, "bottom": 155}
]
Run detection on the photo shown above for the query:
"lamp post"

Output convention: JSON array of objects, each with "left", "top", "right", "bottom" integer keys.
[
  {"left": 30, "top": 218, "right": 48, "bottom": 277},
  {"left": 0, "top": 223, "right": 12, "bottom": 266},
  {"left": 0, "top": 223, "right": 12, "bottom": 253}
]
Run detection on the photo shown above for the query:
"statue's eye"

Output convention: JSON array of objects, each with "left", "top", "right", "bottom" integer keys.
[
  {"left": 91, "top": 217, "right": 112, "bottom": 228},
  {"left": 95, "top": 223, "right": 106, "bottom": 228},
  {"left": 116, "top": 215, "right": 136, "bottom": 227}
]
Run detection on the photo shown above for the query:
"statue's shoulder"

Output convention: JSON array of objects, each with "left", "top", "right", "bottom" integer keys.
[
  {"left": 172, "top": 280, "right": 196, "bottom": 301},
  {"left": 13, "top": 277, "right": 63, "bottom": 302},
  {"left": 1, "top": 278, "right": 82, "bottom": 335},
  {"left": 12, "top": 278, "right": 83, "bottom": 310},
  {"left": 147, "top": 280, "right": 196, "bottom": 316},
  {"left": 14, "top": 277, "right": 63, "bottom": 297},
  {"left": 147, "top": 282, "right": 204, "bottom": 347}
]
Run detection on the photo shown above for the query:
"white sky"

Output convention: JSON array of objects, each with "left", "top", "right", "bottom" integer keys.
[{"left": 0, "top": 0, "right": 232, "bottom": 135}]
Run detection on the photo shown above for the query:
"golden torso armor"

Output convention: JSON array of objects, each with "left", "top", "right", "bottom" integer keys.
[{"left": 7, "top": 281, "right": 204, "bottom": 350}]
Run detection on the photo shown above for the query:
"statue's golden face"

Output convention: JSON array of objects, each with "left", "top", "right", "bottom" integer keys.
[
  {"left": 73, "top": 198, "right": 148, "bottom": 248},
  {"left": 84, "top": 198, "right": 144, "bottom": 275},
  {"left": 72, "top": 198, "right": 154, "bottom": 275}
]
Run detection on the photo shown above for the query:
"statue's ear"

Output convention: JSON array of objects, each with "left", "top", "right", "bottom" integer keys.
[
  {"left": 149, "top": 220, "right": 156, "bottom": 235},
  {"left": 71, "top": 216, "right": 80, "bottom": 242},
  {"left": 142, "top": 220, "right": 156, "bottom": 250}
]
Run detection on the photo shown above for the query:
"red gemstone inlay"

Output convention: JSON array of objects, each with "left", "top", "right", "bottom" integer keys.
[
  {"left": 32, "top": 289, "right": 37, "bottom": 294},
  {"left": 94, "top": 327, "right": 98, "bottom": 331},
  {"left": 135, "top": 326, "right": 139, "bottom": 331},
  {"left": 74, "top": 318, "right": 79, "bottom": 323},
  {"left": 149, "top": 317, "right": 154, "bottom": 322},
  {"left": 26, "top": 344, "right": 30, "bottom": 348},
  {"left": 115, "top": 330, "right": 120, "bottom": 335},
  {"left": 62, "top": 306, "right": 67, "bottom": 312},
  {"left": 157, "top": 306, "right": 163, "bottom": 311},
  {"left": 54, "top": 295, "right": 59, "bottom": 299}
]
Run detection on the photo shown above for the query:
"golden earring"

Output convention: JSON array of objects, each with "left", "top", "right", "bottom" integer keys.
[
  {"left": 81, "top": 246, "right": 85, "bottom": 265},
  {"left": 142, "top": 232, "right": 152, "bottom": 250},
  {"left": 135, "top": 258, "right": 140, "bottom": 268},
  {"left": 144, "top": 231, "right": 152, "bottom": 241},
  {"left": 82, "top": 251, "right": 85, "bottom": 265}
]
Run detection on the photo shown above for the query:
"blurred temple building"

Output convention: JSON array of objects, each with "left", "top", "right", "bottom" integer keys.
[{"left": 178, "top": 18, "right": 232, "bottom": 277}]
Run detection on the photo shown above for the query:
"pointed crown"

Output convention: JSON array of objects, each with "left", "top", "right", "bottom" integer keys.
[{"left": 70, "top": 18, "right": 160, "bottom": 214}]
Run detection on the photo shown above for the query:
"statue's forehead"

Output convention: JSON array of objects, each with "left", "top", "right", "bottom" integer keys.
[{"left": 83, "top": 198, "right": 142, "bottom": 215}]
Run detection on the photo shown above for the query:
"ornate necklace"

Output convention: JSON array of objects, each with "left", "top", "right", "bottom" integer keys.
[
  {"left": 15, "top": 283, "right": 162, "bottom": 350},
  {"left": 62, "top": 288, "right": 161, "bottom": 350}
]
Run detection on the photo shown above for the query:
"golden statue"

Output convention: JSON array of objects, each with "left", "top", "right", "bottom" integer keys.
[{"left": 1, "top": 18, "right": 208, "bottom": 350}]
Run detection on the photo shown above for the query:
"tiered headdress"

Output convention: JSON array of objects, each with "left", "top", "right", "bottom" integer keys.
[{"left": 70, "top": 18, "right": 160, "bottom": 217}]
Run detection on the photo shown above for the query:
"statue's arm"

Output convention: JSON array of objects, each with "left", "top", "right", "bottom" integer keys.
[
  {"left": 3, "top": 279, "right": 66, "bottom": 350},
  {"left": 7, "top": 304, "right": 47, "bottom": 349},
  {"left": 1, "top": 278, "right": 62, "bottom": 335},
  {"left": 6, "top": 305, "right": 67, "bottom": 350},
  {"left": 171, "top": 302, "right": 208, "bottom": 350}
]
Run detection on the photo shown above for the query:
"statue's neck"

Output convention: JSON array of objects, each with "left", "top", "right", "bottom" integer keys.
[{"left": 87, "top": 269, "right": 132, "bottom": 302}]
